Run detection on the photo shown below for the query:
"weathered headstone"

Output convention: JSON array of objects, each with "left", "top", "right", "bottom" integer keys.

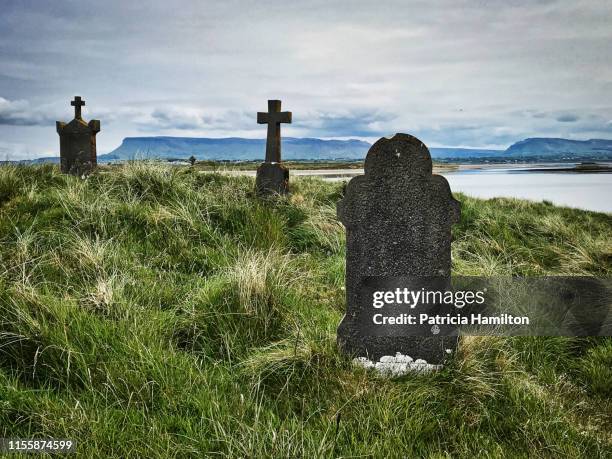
[
  {"left": 56, "top": 96, "right": 100, "bottom": 176},
  {"left": 256, "top": 100, "right": 292, "bottom": 195},
  {"left": 337, "top": 133, "right": 461, "bottom": 364}
]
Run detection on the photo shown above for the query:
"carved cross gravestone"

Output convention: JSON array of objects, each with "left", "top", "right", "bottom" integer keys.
[
  {"left": 337, "top": 134, "right": 461, "bottom": 364},
  {"left": 56, "top": 96, "right": 100, "bottom": 176},
  {"left": 255, "top": 100, "right": 292, "bottom": 195}
]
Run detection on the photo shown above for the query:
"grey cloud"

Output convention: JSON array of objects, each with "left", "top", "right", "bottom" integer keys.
[
  {"left": 0, "top": 97, "right": 58, "bottom": 126},
  {"left": 414, "top": 124, "right": 521, "bottom": 149},
  {"left": 294, "top": 111, "right": 397, "bottom": 137},
  {"left": 0, "top": 0, "right": 611, "bottom": 157},
  {"left": 556, "top": 114, "right": 580, "bottom": 123},
  {"left": 0, "top": 96, "right": 140, "bottom": 127},
  {"left": 136, "top": 107, "right": 398, "bottom": 138},
  {"left": 139, "top": 107, "right": 254, "bottom": 132}
]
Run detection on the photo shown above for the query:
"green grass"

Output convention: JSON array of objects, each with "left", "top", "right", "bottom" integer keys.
[{"left": 0, "top": 162, "right": 610, "bottom": 458}]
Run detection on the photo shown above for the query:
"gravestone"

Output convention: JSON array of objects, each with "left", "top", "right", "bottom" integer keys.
[
  {"left": 255, "top": 100, "right": 292, "bottom": 195},
  {"left": 56, "top": 96, "right": 100, "bottom": 176},
  {"left": 337, "top": 133, "right": 461, "bottom": 364}
]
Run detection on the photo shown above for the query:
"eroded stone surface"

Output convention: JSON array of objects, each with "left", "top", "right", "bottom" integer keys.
[
  {"left": 255, "top": 100, "right": 291, "bottom": 195},
  {"left": 255, "top": 162, "right": 289, "bottom": 196},
  {"left": 56, "top": 96, "right": 100, "bottom": 176},
  {"left": 337, "top": 133, "right": 461, "bottom": 364}
]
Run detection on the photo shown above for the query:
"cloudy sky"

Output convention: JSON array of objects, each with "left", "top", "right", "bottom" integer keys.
[{"left": 0, "top": 0, "right": 611, "bottom": 159}]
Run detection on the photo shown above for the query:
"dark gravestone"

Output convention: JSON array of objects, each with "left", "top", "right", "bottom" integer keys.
[
  {"left": 256, "top": 100, "right": 291, "bottom": 195},
  {"left": 337, "top": 134, "right": 461, "bottom": 364},
  {"left": 56, "top": 96, "right": 100, "bottom": 176}
]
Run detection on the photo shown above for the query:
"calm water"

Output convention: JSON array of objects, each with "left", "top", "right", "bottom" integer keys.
[
  {"left": 235, "top": 166, "right": 612, "bottom": 213},
  {"left": 442, "top": 169, "right": 612, "bottom": 213}
]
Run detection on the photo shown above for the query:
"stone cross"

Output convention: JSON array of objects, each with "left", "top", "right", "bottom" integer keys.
[
  {"left": 337, "top": 134, "right": 461, "bottom": 364},
  {"left": 257, "top": 100, "right": 292, "bottom": 163},
  {"left": 56, "top": 96, "right": 100, "bottom": 176},
  {"left": 255, "top": 99, "right": 292, "bottom": 195},
  {"left": 71, "top": 96, "right": 85, "bottom": 119}
]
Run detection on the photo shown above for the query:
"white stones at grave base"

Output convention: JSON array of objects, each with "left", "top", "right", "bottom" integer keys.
[{"left": 353, "top": 352, "right": 443, "bottom": 377}]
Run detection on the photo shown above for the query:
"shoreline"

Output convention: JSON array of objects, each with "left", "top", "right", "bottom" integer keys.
[{"left": 200, "top": 161, "right": 612, "bottom": 178}]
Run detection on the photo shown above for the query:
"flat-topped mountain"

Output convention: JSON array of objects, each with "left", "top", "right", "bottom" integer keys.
[
  {"left": 102, "top": 136, "right": 503, "bottom": 161},
  {"left": 101, "top": 136, "right": 505, "bottom": 161},
  {"left": 505, "top": 138, "right": 612, "bottom": 158},
  {"left": 101, "top": 136, "right": 612, "bottom": 162},
  {"left": 101, "top": 137, "right": 372, "bottom": 161}
]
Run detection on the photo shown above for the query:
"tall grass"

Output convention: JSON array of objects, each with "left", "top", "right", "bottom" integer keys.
[{"left": 0, "top": 163, "right": 610, "bottom": 457}]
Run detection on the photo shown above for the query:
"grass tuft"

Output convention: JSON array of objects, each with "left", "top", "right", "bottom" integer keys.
[{"left": 0, "top": 163, "right": 610, "bottom": 457}]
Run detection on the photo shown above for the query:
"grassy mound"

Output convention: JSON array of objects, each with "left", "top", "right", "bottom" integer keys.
[{"left": 0, "top": 163, "right": 610, "bottom": 457}]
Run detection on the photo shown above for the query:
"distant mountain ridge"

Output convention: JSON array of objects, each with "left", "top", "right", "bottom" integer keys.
[
  {"left": 5, "top": 137, "right": 612, "bottom": 164},
  {"left": 505, "top": 138, "right": 612, "bottom": 158},
  {"left": 101, "top": 137, "right": 372, "bottom": 161},
  {"left": 102, "top": 136, "right": 612, "bottom": 162},
  {"left": 101, "top": 136, "right": 505, "bottom": 161}
]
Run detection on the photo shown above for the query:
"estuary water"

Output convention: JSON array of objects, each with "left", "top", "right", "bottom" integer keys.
[
  {"left": 442, "top": 168, "right": 611, "bottom": 213},
  {"left": 225, "top": 165, "right": 612, "bottom": 213}
]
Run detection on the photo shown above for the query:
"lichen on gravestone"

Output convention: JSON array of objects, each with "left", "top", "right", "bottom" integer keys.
[
  {"left": 255, "top": 99, "right": 292, "bottom": 196},
  {"left": 56, "top": 96, "right": 100, "bottom": 176},
  {"left": 337, "top": 133, "right": 461, "bottom": 364}
]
